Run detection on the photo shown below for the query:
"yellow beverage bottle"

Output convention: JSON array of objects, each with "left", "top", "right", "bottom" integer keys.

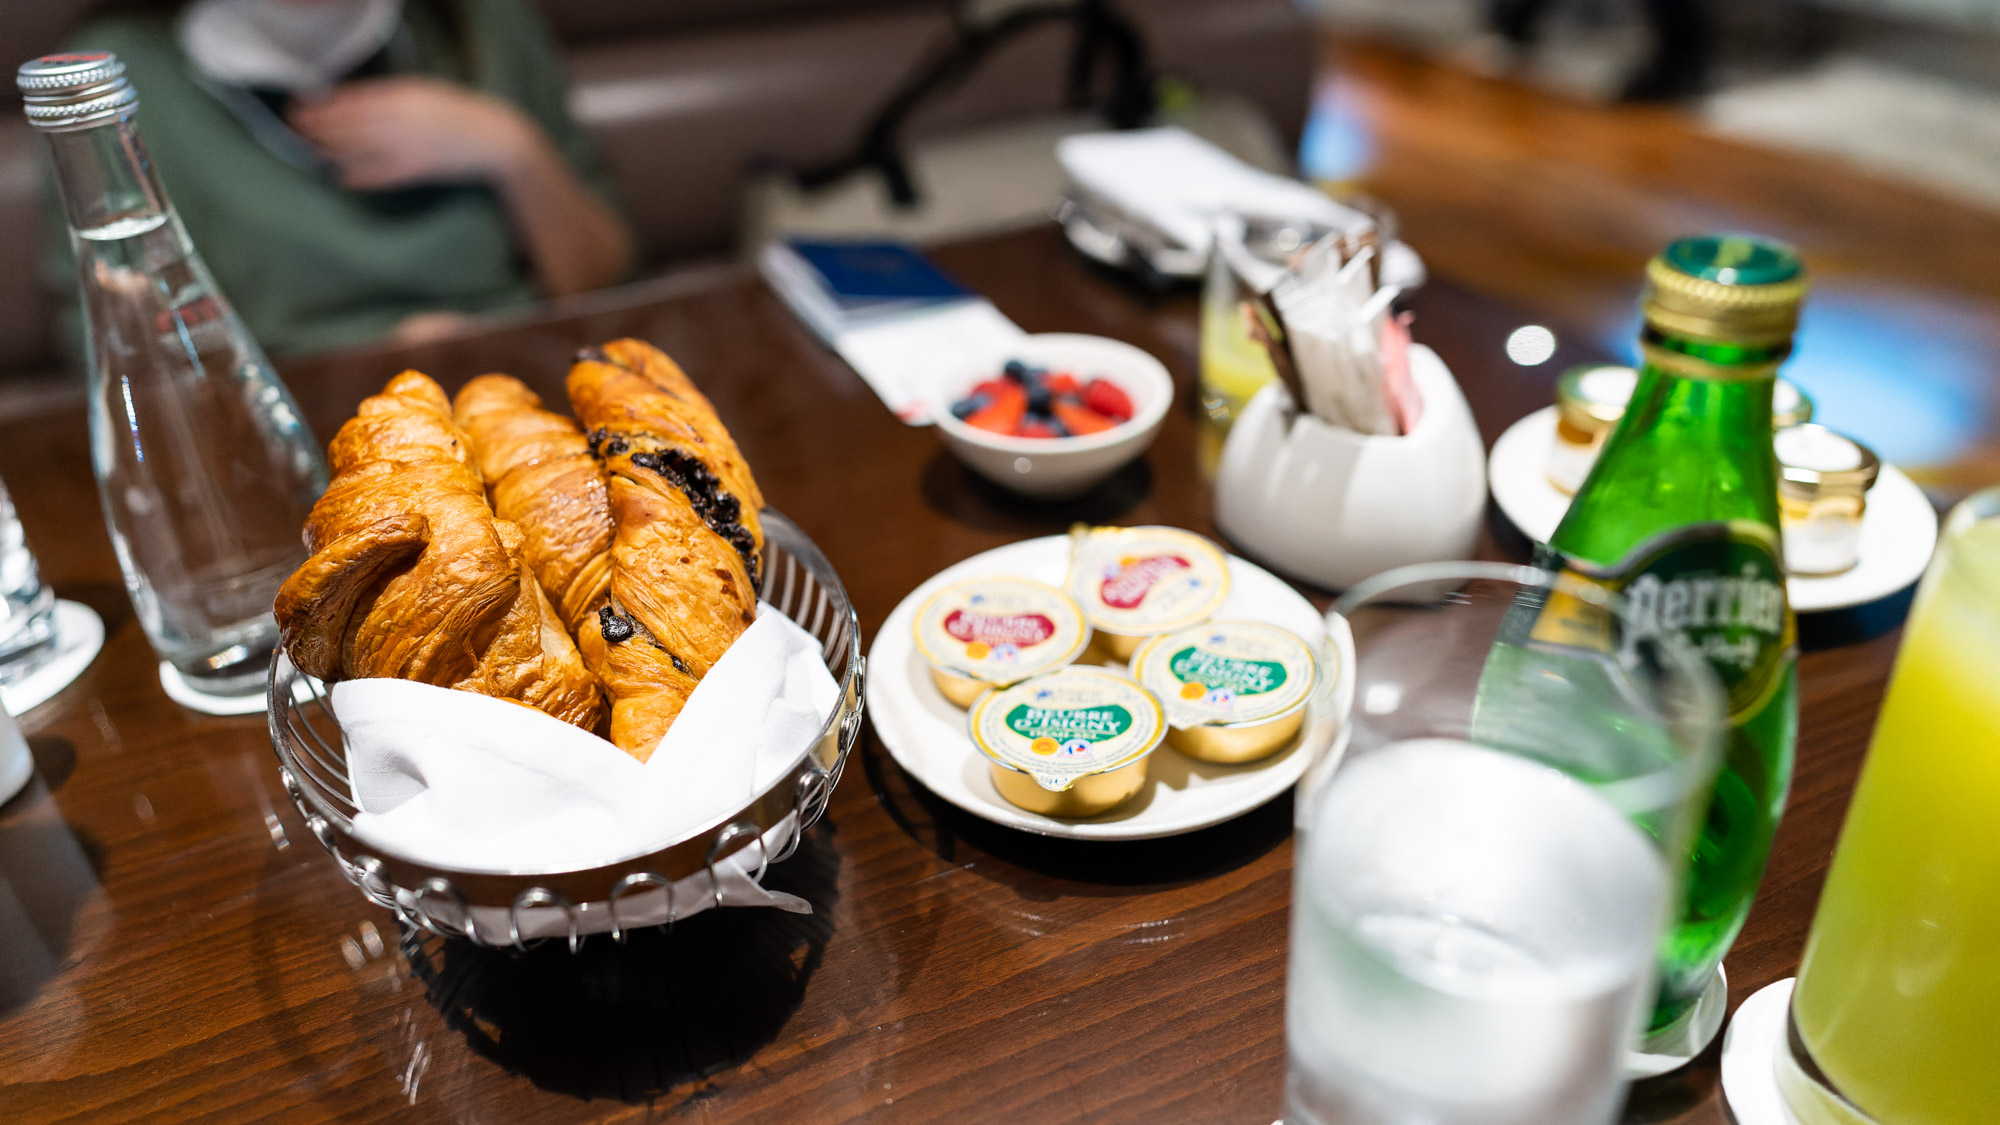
[
  {"left": 1198, "top": 264, "right": 1279, "bottom": 427},
  {"left": 1780, "top": 488, "right": 2000, "bottom": 1124}
]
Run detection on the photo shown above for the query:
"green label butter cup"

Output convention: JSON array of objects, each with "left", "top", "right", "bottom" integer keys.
[
  {"left": 968, "top": 667, "right": 1165, "bottom": 817},
  {"left": 1066, "top": 524, "right": 1231, "bottom": 661},
  {"left": 1131, "top": 620, "right": 1318, "bottom": 764},
  {"left": 913, "top": 577, "right": 1093, "bottom": 708}
]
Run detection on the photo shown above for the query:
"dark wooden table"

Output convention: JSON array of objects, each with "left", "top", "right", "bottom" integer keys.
[{"left": 0, "top": 227, "right": 1921, "bottom": 1122}]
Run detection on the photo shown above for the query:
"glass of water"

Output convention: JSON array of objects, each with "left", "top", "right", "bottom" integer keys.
[
  {"left": 0, "top": 474, "right": 56, "bottom": 685},
  {"left": 1286, "top": 562, "right": 1724, "bottom": 1125}
]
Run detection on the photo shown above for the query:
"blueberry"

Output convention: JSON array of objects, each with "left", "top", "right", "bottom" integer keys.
[
  {"left": 951, "top": 395, "right": 985, "bottom": 420},
  {"left": 1048, "top": 417, "right": 1071, "bottom": 437},
  {"left": 1003, "top": 360, "right": 1029, "bottom": 382},
  {"left": 1026, "top": 384, "right": 1052, "bottom": 415}
]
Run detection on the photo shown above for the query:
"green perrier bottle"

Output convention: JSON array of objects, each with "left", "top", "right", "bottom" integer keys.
[{"left": 1551, "top": 235, "right": 1803, "bottom": 1034}]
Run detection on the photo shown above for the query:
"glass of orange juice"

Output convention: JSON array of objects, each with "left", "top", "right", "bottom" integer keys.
[{"left": 1779, "top": 486, "right": 2000, "bottom": 1124}]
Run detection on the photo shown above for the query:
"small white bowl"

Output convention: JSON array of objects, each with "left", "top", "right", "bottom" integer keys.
[{"left": 931, "top": 333, "right": 1173, "bottom": 500}]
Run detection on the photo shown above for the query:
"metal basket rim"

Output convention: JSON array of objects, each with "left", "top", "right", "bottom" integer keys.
[{"left": 267, "top": 506, "right": 860, "bottom": 882}]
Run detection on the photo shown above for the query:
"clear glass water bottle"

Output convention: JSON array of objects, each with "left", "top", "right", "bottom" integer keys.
[
  {"left": 17, "top": 54, "right": 327, "bottom": 695},
  {"left": 0, "top": 473, "right": 57, "bottom": 684}
]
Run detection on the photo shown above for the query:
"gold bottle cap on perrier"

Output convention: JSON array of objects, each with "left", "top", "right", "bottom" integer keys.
[{"left": 1642, "top": 235, "right": 1807, "bottom": 348}]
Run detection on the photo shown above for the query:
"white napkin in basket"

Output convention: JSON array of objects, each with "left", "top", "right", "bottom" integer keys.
[{"left": 335, "top": 605, "right": 839, "bottom": 894}]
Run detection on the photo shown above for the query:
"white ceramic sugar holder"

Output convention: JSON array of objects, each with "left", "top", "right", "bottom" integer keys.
[{"left": 1213, "top": 344, "right": 1487, "bottom": 591}]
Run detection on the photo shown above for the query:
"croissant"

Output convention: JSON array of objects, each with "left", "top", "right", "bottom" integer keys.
[
  {"left": 274, "top": 371, "right": 605, "bottom": 731},
  {"left": 451, "top": 374, "right": 613, "bottom": 632},
  {"left": 561, "top": 339, "right": 766, "bottom": 758}
]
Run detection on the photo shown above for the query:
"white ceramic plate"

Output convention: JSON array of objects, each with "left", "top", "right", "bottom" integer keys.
[
  {"left": 1489, "top": 406, "right": 1938, "bottom": 613},
  {"left": 867, "top": 536, "right": 1335, "bottom": 840}
]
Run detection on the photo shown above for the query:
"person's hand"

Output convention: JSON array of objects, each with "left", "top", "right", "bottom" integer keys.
[
  {"left": 387, "top": 310, "right": 477, "bottom": 346},
  {"left": 290, "top": 77, "right": 543, "bottom": 191}
]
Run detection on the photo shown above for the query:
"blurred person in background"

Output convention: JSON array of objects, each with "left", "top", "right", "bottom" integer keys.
[
  {"left": 55, "top": 0, "right": 634, "bottom": 354},
  {"left": 1490, "top": 0, "right": 1712, "bottom": 100}
]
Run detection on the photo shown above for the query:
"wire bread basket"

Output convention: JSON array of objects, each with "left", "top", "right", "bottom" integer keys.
[{"left": 268, "top": 509, "right": 863, "bottom": 951}]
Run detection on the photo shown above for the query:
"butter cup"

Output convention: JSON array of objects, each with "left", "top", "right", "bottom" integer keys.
[
  {"left": 1131, "top": 620, "right": 1319, "bottom": 766},
  {"left": 930, "top": 667, "right": 992, "bottom": 709},
  {"left": 1093, "top": 630, "right": 1148, "bottom": 663},
  {"left": 989, "top": 753, "right": 1151, "bottom": 818},
  {"left": 1066, "top": 525, "right": 1231, "bottom": 663},
  {"left": 913, "top": 577, "right": 1092, "bottom": 709},
  {"left": 969, "top": 667, "right": 1165, "bottom": 818},
  {"left": 1164, "top": 705, "right": 1307, "bottom": 764}
]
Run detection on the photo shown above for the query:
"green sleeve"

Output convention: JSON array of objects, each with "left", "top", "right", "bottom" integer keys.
[{"left": 459, "top": 0, "right": 633, "bottom": 248}]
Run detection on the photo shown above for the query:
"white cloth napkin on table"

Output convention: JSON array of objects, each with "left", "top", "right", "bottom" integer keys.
[
  {"left": 1057, "top": 127, "right": 1369, "bottom": 256},
  {"left": 335, "top": 605, "right": 838, "bottom": 915}
]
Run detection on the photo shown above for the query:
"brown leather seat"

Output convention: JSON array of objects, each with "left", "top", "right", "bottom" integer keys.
[{"left": 0, "top": 0, "right": 1311, "bottom": 372}]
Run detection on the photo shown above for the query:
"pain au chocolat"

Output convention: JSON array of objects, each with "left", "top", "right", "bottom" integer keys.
[{"left": 565, "top": 339, "right": 766, "bottom": 759}]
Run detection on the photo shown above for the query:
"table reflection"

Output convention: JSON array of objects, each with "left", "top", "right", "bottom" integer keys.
[{"left": 385, "top": 824, "right": 839, "bottom": 1107}]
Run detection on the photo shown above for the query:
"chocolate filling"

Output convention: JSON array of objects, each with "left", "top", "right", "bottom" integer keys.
[
  {"left": 600, "top": 604, "right": 697, "bottom": 676},
  {"left": 629, "top": 448, "right": 760, "bottom": 585},
  {"left": 597, "top": 605, "right": 635, "bottom": 643},
  {"left": 586, "top": 427, "right": 629, "bottom": 458}
]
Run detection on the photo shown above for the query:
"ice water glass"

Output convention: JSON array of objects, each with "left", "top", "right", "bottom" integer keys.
[
  {"left": 0, "top": 475, "right": 56, "bottom": 685},
  {"left": 1286, "top": 563, "right": 1723, "bottom": 1125}
]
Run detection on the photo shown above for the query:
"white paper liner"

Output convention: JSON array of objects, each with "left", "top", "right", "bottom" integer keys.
[{"left": 334, "top": 604, "right": 840, "bottom": 909}]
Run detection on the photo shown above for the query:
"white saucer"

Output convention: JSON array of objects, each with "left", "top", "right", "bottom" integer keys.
[
  {"left": 867, "top": 535, "right": 1336, "bottom": 841},
  {"left": 1721, "top": 978, "right": 1803, "bottom": 1125},
  {"left": 0, "top": 600, "right": 105, "bottom": 717},
  {"left": 160, "top": 660, "right": 310, "bottom": 716},
  {"left": 1488, "top": 407, "right": 1938, "bottom": 613},
  {"left": 1629, "top": 963, "right": 1727, "bottom": 1078}
]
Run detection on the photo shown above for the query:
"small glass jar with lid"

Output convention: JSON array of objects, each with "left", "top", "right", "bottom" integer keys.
[
  {"left": 1547, "top": 367, "right": 1814, "bottom": 495},
  {"left": 1776, "top": 424, "right": 1880, "bottom": 576}
]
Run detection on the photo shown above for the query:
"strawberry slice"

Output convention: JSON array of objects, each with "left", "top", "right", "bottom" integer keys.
[
  {"left": 965, "top": 382, "right": 1027, "bottom": 433},
  {"left": 1082, "top": 378, "right": 1134, "bottom": 422},
  {"left": 1044, "top": 372, "right": 1081, "bottom": 395},
  {"left": 1053, "top": 399, "right": 1117, "bottom": 435}
]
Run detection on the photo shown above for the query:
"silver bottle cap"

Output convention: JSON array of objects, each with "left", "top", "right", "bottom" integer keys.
[{"left": 17, "top": 53, "right": 137, "bottom": 132}]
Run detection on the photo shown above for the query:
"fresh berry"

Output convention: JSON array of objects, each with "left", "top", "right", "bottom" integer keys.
[
  {"left": 1003, "top": 359, "right": 1029, "bottom": 382},
  {"left": 965, "top": 382, "right": 1026, "bottom": 433},
  {"left": 1044, "top": 372, "right": 1080, "bottom": 395},
  {"left": 1052, "top": 399, "right": 1117, "bottom": 435},
  {"left": 1082, "top": 378, "right": 1134, "bottom": 422},
  {"left": 950, "top": 395, "right": 985, "bottom": 420},
  {"left": 1016, "top": 418, "right": 1066, "bottom": 439},
  {"left": 972, "top": 378, "right": 1012, "bottom": 398},
  {"left": 1025, "top": 383, "right": 1052, "bottom": 416}
]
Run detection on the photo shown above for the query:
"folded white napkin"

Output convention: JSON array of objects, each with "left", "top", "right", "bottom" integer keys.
[
  {"left": 1057, "top": 127, "right": 1368, "bottom": 256},
  {"left": 758, "top": 243, "right": 1025, "bottom": 425},
  {"left": 337, "top": 605, "right": 839, "bottom": 898}
]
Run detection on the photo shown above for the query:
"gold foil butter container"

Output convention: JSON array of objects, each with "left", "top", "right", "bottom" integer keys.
[
  {"left": 1775, "top": 423, "right": 1881, "bottom": 577},
  {"left": 1130, "top": 620, "right": 1318, "bottom": 764},
  {"left": 968, "top": 667, "right": 1165, "bottom": 818},
  {"left": 1066, "top": 524, "right": 1231, "bottom": 661},
  {"left": 913, "top": 577, "right": 1092, "bottom": 708}
]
